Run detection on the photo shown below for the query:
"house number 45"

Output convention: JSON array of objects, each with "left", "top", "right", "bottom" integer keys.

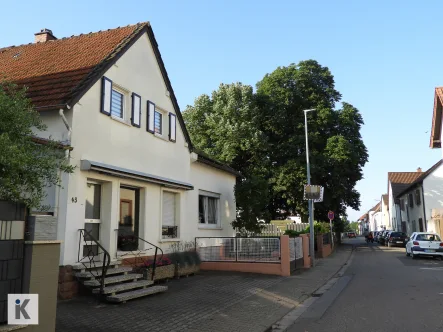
[{"left": 71, "top": 197, "right": 78, "bottom": 203}]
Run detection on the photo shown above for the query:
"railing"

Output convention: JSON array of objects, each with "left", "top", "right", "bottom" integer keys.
[
  {"left": 247, "top": 223, "right": 310, "bottom": 237},
  {"left": 114, "top": 229, "right": 163, "bottom": 280},
  {"left": 196, "top": 237, "right": 281, "bottom": 263},
  {"left": 77, "top": 229, "right": 111, "bottom": 300}
]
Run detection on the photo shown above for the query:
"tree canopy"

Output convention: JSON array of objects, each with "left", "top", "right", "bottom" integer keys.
[
  {"left": 0, "top": 82, "right": 74, "bottom": 209},
  {"left": 183, "top": 60, "right": 368, "bottom": 231}
]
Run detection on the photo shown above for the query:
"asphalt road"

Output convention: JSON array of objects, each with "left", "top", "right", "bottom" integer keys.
[{"left": 287, "top": 236, "right": 443, "bottom": 332}]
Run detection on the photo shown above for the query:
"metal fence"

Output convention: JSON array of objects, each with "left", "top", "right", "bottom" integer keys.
[
  {"left": 252, "top": 223, "right": 309, "bottom": 237},
  {"left": 196, "top": 237, "right": 281, "bottom": 263}
]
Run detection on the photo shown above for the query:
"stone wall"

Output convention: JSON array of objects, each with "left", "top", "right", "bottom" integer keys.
[{"left": 27, "top": 216, "right": 57, "bottom": 241}]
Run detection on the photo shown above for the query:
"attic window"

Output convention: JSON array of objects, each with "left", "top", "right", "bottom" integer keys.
[{"left": 12, "top": 52, "right": 21, "bottom": 59}]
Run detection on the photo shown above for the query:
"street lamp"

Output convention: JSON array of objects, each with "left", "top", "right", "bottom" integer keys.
[{"left": 304, "top": 109, "right": 315, "bottom": 267}]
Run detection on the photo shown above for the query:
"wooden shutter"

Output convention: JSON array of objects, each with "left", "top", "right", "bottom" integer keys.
[
  {"left": 100, "top": 77, "right": 112, "bottom": 115},
  {"left": 131, "top": 93, "right": 141, "bottom": 127},
  {"left": 162, "top": 192, "right": 176, "bottom": 226},
  {"left": 147, "top": 101, "right": 155, "bottom": 133},
  {"left": 169, "top": 113, "right": 176, "bottom": 142}
]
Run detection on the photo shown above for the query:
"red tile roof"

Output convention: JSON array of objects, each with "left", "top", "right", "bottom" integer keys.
[{"left": 0, "top": 23, "right": 148, "bottom": 109}]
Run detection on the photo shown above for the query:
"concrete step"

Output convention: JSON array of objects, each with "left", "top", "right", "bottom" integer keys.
[
  {"left": 106, "top": 286, "right": 168, "bottom": 303},
  {"left": 92, "top": 280, "right": 154, "bottom": 294},
  {"left": 72, "top": 260, "right": 121, "bottom": 271},
  {"left": 76, "top": 266, "right": 133, "bottom": 278},
  {"left": 83, "top": 273, "right": 142, "bottom": 287}
]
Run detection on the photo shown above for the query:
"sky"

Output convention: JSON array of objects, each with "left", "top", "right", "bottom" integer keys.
[{"left": 1, "top": 0, "right": 442, "bottom": 221}]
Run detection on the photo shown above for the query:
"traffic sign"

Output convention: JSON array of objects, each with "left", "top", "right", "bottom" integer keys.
[
  {"left": 303, "top": 185, "right": 324, "bottom": 202},
  {"left": 328, "top": 211, "right": 334, "bottom": 220}
]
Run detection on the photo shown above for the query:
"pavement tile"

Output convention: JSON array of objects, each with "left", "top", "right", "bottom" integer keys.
[{"left": 56, "top": 245, "right": 351, "bottom": 332}]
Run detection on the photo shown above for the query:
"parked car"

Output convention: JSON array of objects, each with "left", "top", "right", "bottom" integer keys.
[
  {"left": 383, "top": 231, "right": 394, "bottom": 246},
  {"left": 374, "top": 231, "right": 380, "bottom": 242},
  {"left": 348, "top": 232, "right": 356, "bottom": 238},
  {"left": 406, "top": 232, "right": 443, "bottom": 259},
  {"left": 386, "top": 231, "right": 409, "bottom": 247}
]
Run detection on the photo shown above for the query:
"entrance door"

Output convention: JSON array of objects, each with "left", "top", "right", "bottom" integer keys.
[
  {"left": 81, "top": 182, "right": 102, "bottom": 261},
  {"left": 117, "top": 187, "right": 139, "bottom": 252},
  {"left": 419, "top": 218, "right": 424, "bottom": 232}
]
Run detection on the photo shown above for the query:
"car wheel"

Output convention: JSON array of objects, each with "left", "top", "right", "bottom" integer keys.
[
  {"left": 406, "top": 247, "right": 410, "bottom": 256},
  {"left": 412, "top": 251, "right": 417, "bottom": 259}
]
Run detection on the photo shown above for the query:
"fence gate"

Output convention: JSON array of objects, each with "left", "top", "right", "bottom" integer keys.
[
  {"left": 289, "top": 237, "right": 304, "bottom": 272},
  {"left": 0, "top": 219, "right": 26, "bottom": 324}
]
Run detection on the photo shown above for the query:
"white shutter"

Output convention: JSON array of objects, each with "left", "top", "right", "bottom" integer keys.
[
  {"left": 162, "top": 192, "right": 176, "bottom": 226},
  {"left": 169, "top": 113, "right": 176, "bottom": 142},
  {"left": 101, "top": 77, "right": 112, "bottom": 115},
  {"left": 131, "top": 93, "right": 141, "bottom": 127},
  {"left": 147, "top": 101, "right": 155, "bottom": 133}
]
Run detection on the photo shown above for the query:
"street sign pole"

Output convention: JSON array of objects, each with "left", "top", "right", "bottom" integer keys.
[{"left": 328, "top": 211, "right": 334, "bottom": 249}]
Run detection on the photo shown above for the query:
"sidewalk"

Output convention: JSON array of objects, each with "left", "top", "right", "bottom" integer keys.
[{"left": 56, "top": 245, "right": 353, "bottom": 332}]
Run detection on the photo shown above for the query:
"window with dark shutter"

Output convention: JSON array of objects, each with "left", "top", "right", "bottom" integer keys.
[
  {"left": 154, "top": 111, "right": 162, "bottom": 134},
  {"left": 415, "top": 189, "right": 421, "bottom": 205},
  {"left": 100, "top": 77, "right": 112, "bottom": 115},
  {"left": 169, "top": 113, "right": 176, "bottom": 142},
  {"left": 131, "top": 93, "right": 141, "bottom": 127},
  {"left": 408, "top": 193, "right": 414, "bottom": 208},
  {"left": 147, "top": 101, "right": 155, "bottom": 133}
]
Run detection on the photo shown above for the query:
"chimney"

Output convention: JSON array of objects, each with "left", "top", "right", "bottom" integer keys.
[
  {"left": 34, "top": 28, "right": 57, "bottom": 43},
  {"left": 417, "top": 167, "right": 422, "bottom": 172}
]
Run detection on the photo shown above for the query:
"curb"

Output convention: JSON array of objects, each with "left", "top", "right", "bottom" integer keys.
[{"left": 267, "top": 245, "right": 355, "bottom": 332}]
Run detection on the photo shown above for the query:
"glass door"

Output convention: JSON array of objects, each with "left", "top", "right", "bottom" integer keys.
[{"left": 82, "top": 182, "right": 102, "bottom": 261}]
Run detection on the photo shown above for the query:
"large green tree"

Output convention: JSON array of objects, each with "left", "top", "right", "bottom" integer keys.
[
  {"left": 184, "top": 60, "right": 368, "bottom": 231},
  {"left": 256, "top": 60, "right": 368, "bottom": 221},
  {"left": 183, "top": 83, "right": 270, "bottom": 232},
  {"left": 0, "top": 82, "right": 74, "bottom": 209}
]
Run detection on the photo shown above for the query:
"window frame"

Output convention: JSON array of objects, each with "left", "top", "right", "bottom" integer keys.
[
  {"left": 415, "top": 189, "right": 421, "bottom": 206},
  {"left": 408, "top": 193, "right": 414, "bottom": 208},
  {"left": 110, "top": 84, "right": 130, "bottom": 123},
  {"left": 198, "top": 191, "right": 221, "bottom": 229},
  {"left": 160, "top": 189, "right": 181, "bottom": 241}
]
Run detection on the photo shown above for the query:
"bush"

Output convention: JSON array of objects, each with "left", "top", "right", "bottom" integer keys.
[
  {"left": 284, "top": 229, "right": 307, "bottom": 237},
  {"left": 304, "top": 222, "right": 330, "bottom": 235}
]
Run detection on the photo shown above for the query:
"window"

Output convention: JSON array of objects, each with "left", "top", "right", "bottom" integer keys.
[
  {"left": 400, "top": 199, "right": 405, "bottom": 211},
  {"left": 154, "top": 111, "right": 162, "bottom": 134},
  {"left": 415, "top": 233, "right": 441, "bottom": 241},
  {"left": 85, "top": 183, "right": 101, "bottom": 220},
  {"left": 162, "top": 191, "right": 178, "bottom": 239},
  {"left": 111, "top": 89, "right": 124, "bottom": 118},
  {"left": 415, "top": 189, "right": 421, "bottom": 205},
  {"left": 408, "top": 193, "right": 414, "bottom": 208},
  {"left": 199, "top": 194, "right": 220, "bottom": 226}
]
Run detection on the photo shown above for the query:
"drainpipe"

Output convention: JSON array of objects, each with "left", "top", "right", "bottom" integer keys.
[{"left": 421, "top": 184, "right": 427, "bottom": 231}]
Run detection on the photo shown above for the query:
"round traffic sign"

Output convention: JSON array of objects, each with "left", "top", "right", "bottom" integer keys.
[{"left": 328, "top": 211, "right": 334, "bottom": 220}]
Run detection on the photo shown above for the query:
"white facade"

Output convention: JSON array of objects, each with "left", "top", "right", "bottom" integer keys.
[
  {"left": 398, "top": 186, "right": 425, "bottom": 235},
  {"left": 423, "top": 163, "right": 443, "bottom": 234},
  {"left": 33, "top": 32, "right": 237, "bottom": 265},
  {"left": 381, "top": 196, "right": 390, "bottom": 229}
]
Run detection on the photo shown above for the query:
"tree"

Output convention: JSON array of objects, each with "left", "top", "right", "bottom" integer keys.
[
  {"left": 0, "top": 82, "right": 74, "bottom": 209},
  {"left": 183, "top": 83, "right": 270, "bottom": 232},
  {"left": 256, "top": 60, "right": 368, "bottom": 221}
]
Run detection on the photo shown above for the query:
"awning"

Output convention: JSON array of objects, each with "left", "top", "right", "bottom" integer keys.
[{"left": 80, "top": 160, "right": 194, "bottom": 190}]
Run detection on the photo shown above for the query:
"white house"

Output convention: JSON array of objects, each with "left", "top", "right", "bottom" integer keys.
[
  {"left": 0, "top": 23, "right": 239, "bottom": 267},
  {"left": 387, "top": 171, "right": 422, "bottom": 232},
  {"left": 381, "top": 194, "right": 390, "bottom": 230},
  {"left": 396, "top": 160, "right": 443, "bottom": 235}
]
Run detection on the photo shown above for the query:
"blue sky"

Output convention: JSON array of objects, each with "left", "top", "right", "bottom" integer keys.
[{"left": 2, "top": 0, "right": 442, "bottom": 221}]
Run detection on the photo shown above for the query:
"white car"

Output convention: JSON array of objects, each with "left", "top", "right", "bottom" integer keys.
[{"left": 405, "top": 232, "right": 443, "bottom": 259}]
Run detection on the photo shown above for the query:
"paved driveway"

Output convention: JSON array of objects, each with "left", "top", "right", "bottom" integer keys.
[{"left": 56, "top": 271, "right": 285, "bottom": 332}]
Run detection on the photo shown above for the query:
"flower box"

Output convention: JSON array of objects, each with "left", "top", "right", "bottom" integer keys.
[
  {"left": 175, "top": 263, "right": 198, "bottom": 278},
  {"left": 144, "top": 264, "right": 175, "bottom": 281}
]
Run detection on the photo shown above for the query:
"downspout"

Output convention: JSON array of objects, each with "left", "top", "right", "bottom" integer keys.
[{"left": 421, "top": 184, "right": 427, "bottom": 231}]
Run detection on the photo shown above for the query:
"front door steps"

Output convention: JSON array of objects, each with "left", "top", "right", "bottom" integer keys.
[{"left": 73, "top": 260, "right": 167, "bottom": 303}]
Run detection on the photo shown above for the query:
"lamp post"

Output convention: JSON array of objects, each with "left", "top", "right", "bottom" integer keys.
[{"left": 304, "top": 109, "right": 315, "bottom": 267}]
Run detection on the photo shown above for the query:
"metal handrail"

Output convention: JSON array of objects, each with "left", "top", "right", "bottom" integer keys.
[
  {"left": 114, "top": 229, "right": 164, "bottom": 280},
  {"left": 77, "top": 229, "right": 111, "bottom": 300}
]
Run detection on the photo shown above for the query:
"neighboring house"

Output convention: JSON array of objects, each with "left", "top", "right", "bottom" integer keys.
[
  {"left": 387, "top": 171, "right": 423, "bottom": 232},
  {"left": 396, "top": 160, "right": 443, "bottom": 235},
  {"left": 0, "top": 23, "right": 239, "bottom": 269},
  {"left": 368, "top": 202, "right": 381, "bottom": 231},
  {"left": 381, "top": 194, "right": 389, "bottom": 229},
  {"left": 358, "top": 213, "right": 368, "bottom": 234},
  {"left": 429, "top": 87, "right": 443, "bottom": 151}
]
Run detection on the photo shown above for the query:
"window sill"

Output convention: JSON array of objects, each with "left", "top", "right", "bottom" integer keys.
[
  {"left": 111, "top": 115, "right": 131, "bottom": 127},
  {"left": 198, "top": 225, "right": 223, "bottom": 230},
  {"left": 159, "top": 238, "right": 181, "bottom": 243},
  {"left": 154, "top": 132, "right": 169, "bottom": 142}
]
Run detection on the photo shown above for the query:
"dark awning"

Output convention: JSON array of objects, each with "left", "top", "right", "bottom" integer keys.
[{"left": 80, "top": 160, "right": 193, "bottom": 190}]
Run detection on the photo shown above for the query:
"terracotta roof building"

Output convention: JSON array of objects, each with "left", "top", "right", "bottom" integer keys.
[{"left": 388, "top": 171, "right": 423, "bottom": 201}]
